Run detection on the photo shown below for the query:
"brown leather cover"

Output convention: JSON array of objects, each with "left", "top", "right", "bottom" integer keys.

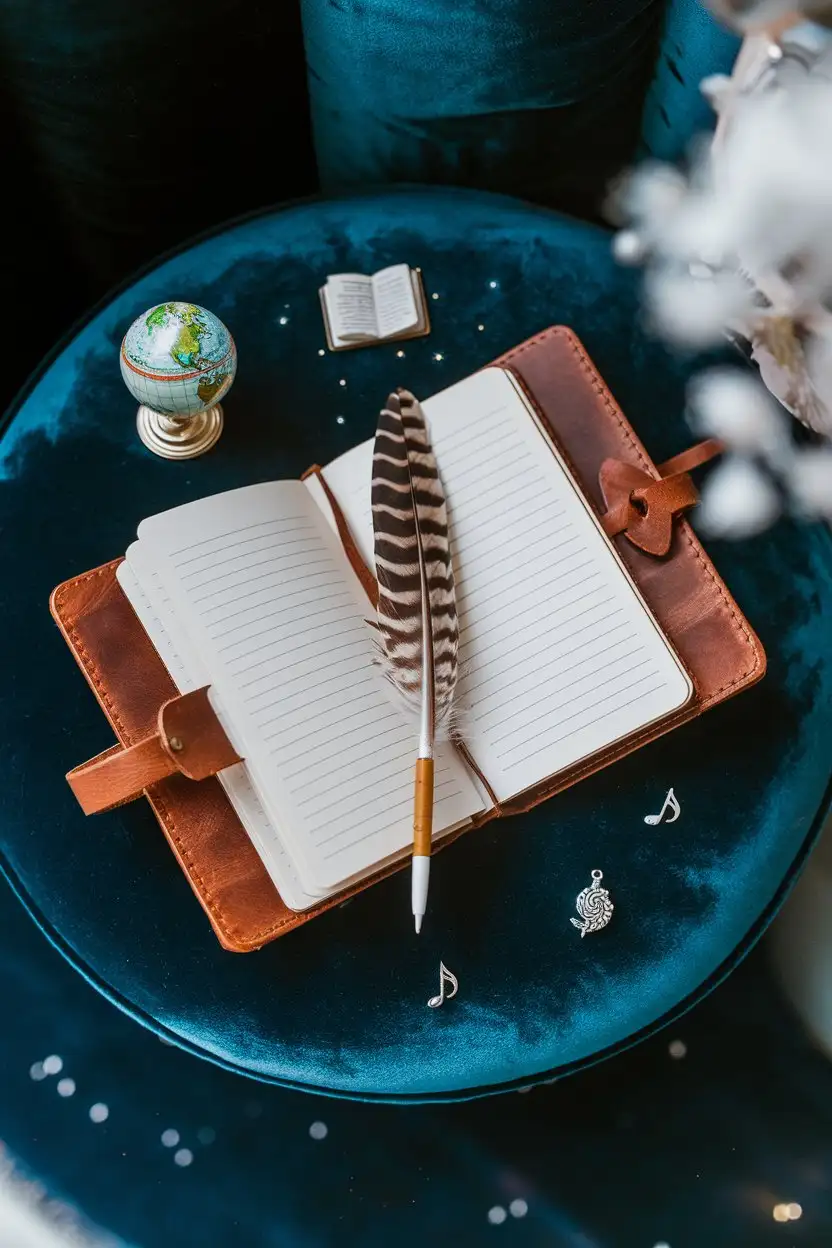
[
  {"left": 50, "top": 327, "right": 766, "bottom": 950},
  {"left": 66, "top": 688, "right": 242, "bottom": 814}
]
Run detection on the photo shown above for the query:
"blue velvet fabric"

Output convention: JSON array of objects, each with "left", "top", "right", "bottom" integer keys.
[
  {"left": 4, "top": 868, "right": 832, "bottom": 1248},
  {"left": 6, "top": 869, "right": 832, "bottom": 1248},
  {"left": 301, "top": 0, "right": 665, "bottom": 214},
  {"left": 640, "top": 0, "right": 740, "bottom": 160},
  {"left": 2, "top": 188, "right": 832, "bottom": 1101}
]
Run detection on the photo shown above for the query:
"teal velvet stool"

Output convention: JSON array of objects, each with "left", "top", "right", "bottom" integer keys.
[
  {"left": 5, "top": 868, "right": 832, "bottom": 1248},
  {"left": 3, "top": 187, "right": 832, "bottom": 1101}
]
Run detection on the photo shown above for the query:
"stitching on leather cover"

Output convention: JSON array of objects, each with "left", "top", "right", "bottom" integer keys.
[
  {"left": 499, "top": 328, "right": 763, "bottom": 698},
  {"left": 53, "top": 570, "right": 245, "bottom": 943},
  {"left": 54, "top": 568, "right": 128, "bottom": 732},
  {"left": 54, "top": 564, "right": 480, "bottom": 948},
  {"left": 53, "top": 568, "right": 399, "bottom": 948}
]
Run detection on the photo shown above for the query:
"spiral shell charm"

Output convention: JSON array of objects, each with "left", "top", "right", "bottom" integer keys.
[{"left": 570, "top": 870, "right": 614, "bottom": 937}]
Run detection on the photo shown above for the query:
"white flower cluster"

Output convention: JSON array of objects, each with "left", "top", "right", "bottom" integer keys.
[
  {"left": 611, "top": 25, "right": 832, "bottom": 535},
  {"left": 710, "top": 1, "right": 832, "bottom": 32},
  {"left": 688, "top": 368, "right": 832, "bottom": 537}
]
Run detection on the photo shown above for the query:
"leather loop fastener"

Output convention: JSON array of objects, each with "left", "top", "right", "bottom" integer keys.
[
  {"left": 599, "top": 438, "right": 723, "bottom": 557},
  {"left": 67, "top": 687, "right": 241, "bottom": 815}
]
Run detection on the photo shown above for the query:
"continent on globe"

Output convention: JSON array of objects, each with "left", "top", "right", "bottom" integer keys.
[
  {"left": 197, "top": 371, "right": 232, "bottom": 404},
  {"left": 120, "top": 301, "right": 237, "bottom": 421},
  {"left": 145, "top": 303, "right": 210, "bottom": 370}
]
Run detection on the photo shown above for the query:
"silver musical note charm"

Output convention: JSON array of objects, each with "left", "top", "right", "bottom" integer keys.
[
  {"left": 570, "top": 870, "right": 614, "bottom": 938},
  {"left": 427, "top": 961, "right": 459, "bottom": 1008},
  {"left": 644, "top": 787, "right": 681, "bottom": 826}
]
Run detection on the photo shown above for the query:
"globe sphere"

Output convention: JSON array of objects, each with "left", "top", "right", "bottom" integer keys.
[{"left": 120, "top": 302, "right": 236, "bottom": 418}]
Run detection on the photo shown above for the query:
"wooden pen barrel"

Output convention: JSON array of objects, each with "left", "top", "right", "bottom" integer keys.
[{"left": 413, "top": 757, "right": 434, "bottom": 856}]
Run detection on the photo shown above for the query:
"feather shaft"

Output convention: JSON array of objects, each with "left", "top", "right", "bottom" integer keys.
[
  {"left": 371, "top": 390, "right": 459, "bottom": 732},
  {"left": 371, "top": 389, "right": 460, "bottom": 934},
  {"left": 416, "top": 499, "right": 435, "bottom": 759}
]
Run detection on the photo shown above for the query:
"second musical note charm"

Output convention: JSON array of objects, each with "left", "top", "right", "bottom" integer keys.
[
  {"left": 570, "top": 870, "right": 614, "bottom": 938},
  {"left": 644, "top": 787, "right": 681, "bottom": 825},
  {"left": 427, "top": 961, "right": 459, "bottom": 1008}
]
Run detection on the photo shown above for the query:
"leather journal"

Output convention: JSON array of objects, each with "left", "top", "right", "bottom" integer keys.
[{"left": 51, "top": 327, "right": 766, "bottom": 951}]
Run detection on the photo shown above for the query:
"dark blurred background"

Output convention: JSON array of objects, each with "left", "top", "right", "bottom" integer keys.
[{"left": 0, "top": 0, "right": 316, "bottom": 413}]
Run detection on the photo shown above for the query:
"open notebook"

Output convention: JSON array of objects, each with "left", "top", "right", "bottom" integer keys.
[{"left": 116, "top": 367, "right": 693, "bottom": 912}]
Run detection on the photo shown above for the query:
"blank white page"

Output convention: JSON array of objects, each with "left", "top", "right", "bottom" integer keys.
[
  {"left": 136, "top": 482, "right": 484, "bottom": 894},
  {"left": 321, "top": 368, "right": 692, "bottom": 803},
  {"left": 116, "top": 554, "right": 325, "bottom": 912}
]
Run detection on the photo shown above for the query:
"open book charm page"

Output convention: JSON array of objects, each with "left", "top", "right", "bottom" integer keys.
[
  {"left": 319, "top": 264, "right": 429, "bottom": 351},
  {"left": 116, "top": 363, "right": 692, "bottom": 915}
]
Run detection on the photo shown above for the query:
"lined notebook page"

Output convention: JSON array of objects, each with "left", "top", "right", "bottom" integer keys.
[
  {"left": 116, "top": 556, "right": 324, "bottom": 912},
  {"left": 320, "top": 368, "right": 692, "bottom": 803},
  {"left": 135, "top": 482, "right": 483, "bottom": 895}
]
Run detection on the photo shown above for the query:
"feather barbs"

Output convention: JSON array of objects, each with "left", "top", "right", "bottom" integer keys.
[{"left": 371, "top": 390, "right": 459, "bottom": 728}]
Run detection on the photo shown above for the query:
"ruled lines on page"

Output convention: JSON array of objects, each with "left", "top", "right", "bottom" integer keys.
[
  {"left": 137, "top": 482, "right": 483, "bottom": 895},
  {"left": 117, "top": 552, "right": 324, "bottom": 912},
  {"left": 321, "top": 369, "right": 691, "bottom": 804}
]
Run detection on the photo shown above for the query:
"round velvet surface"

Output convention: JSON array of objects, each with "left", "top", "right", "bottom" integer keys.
[{"left": 2, "top": 187, "right": 831, "bottom": 1101}]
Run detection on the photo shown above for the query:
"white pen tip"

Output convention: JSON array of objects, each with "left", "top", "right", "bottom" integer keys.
[{"left": 412, "top": 855, "right": 429, "bottom": 936}]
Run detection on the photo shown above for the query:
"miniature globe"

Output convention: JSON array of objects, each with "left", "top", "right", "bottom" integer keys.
[{"left": 120, "top": 302, "right": 237, "bottom": 418}]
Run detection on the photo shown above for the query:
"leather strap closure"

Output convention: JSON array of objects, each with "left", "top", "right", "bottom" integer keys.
[
  {"left": 600, "top": 438, "right": 723, "bottom": 556},
  {"left": 67, "top": 687, "right": 241, "bottom": 815},
  {"left": 654, "top": 438, "right": 724, "bottom": 479}
]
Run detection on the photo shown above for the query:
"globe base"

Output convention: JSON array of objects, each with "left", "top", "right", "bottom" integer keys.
[{"left": 136, "top": 404, "right": 224, "bottom": 460}]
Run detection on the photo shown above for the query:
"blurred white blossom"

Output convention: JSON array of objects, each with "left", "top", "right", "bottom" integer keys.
[
  {"left": 709, "top": 1, "right": 832, "bottom": 33},
  {"left": 611, "top": 26, "right": 832, "bottom": 536},
  {"left": 644, "top": 266, "right": 754, "bottom": 346},
  {"left": 613, "top": 63, "right": 832, "bottom": 424},
  {"left": 687, "top": 368, "right": 788, "bottom": 458},
  {"left": 0, "top": 1143, "right": 114, "bottom": 1246},
  {"left": 697, "top": 456, "right": 782, "bottom": 537},
  {"left": 615, "top": 78, "right": 832, "bottom": 350},
  {"left": 685, "top": 365, "right": 832, "bottom": 535},
  {"left": 787, "top": 445, "right": 832, "bottom": 516},
  {"left": 612, "top": 230, "right": 647, "bottom": 265}
]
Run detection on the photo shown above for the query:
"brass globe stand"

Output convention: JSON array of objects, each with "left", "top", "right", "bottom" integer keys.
[{"left": 136, "top": 403, "right": 224, "bottom": 460}]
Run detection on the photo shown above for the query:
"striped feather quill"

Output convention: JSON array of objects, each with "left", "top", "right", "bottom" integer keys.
[
  {"left": 371, "top": 389, "right": 459, "bottom": 733},
  {"left": 371, "top": 389, "right": 459, "bottom": 932}
]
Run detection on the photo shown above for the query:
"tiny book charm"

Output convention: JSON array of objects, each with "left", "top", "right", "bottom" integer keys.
[{"left": 319, "top": 264, "right": 431, "bottom": 352}]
